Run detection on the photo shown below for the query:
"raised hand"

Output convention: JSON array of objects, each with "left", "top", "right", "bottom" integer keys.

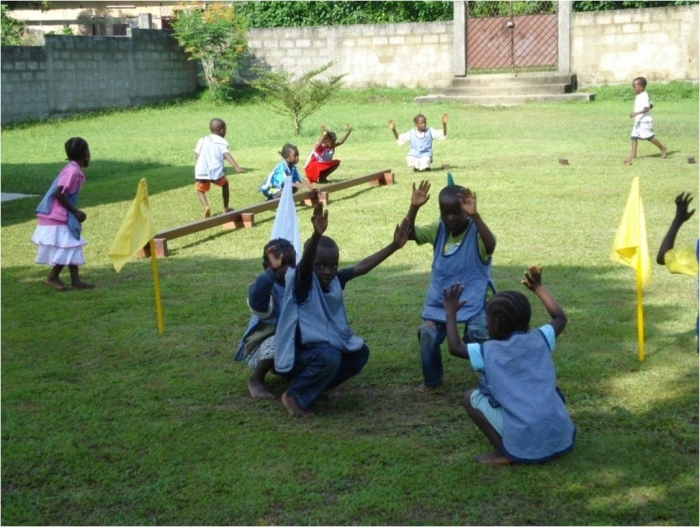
[
  {"left": 388, "top": 119, "right": 395, "bottom": 130},
  {"left": 346, "top": 123, "right": 353, "bottom": 132},
  {"left": 311, "top": 203, "right": 328, "bottom": 236},
  {"left": 674, "top": 192, "right": 696, "bottom": 223},
  {"left": 441, "top": 113, "right": 448, "bottom": 124},
  {"left": 443, "top": 282, "right": 466, "bottom": 317},
  {"left": 411, "top": 180, "right": 431, "bottom": 208},
  {"left": 265, "top": 245, "right": 284, "bottom": 271},
  {"left": 393, "top": 217, "right": 411, "bottom": 249},
  {"left": 320, "top": 123, "right": 328, "bottom": 132},
  {"left": 460, "top": 189, "right": 477, "bottom": 216},
  {"left": 521, "top": 265, "right": 543, "bottom": 291}
]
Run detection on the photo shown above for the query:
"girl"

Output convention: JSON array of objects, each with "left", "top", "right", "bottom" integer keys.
[
  {"left": 303, "top": 124, "right": 352, "bottom": 184},
  {"left": 236, "top": 239, "right": 297, "bottom": 399},
  {"left": 258, "top": 143, "right": 311, "bottom": 200},
  {"left": 389, "top": 113, "right": 447, "bottom": 172},
  {"left": 32, "top": 137, "right": 94, "bottom": 291},
  {"left": 442, "top": 265, "right": 575, "bottom": 465}
]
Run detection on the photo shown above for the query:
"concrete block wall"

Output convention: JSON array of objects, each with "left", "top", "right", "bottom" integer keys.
[
  {"left": 572, "top": 5, "right": 699, "bottom": 85},
  {"left": 1, "top": 46, "right": 50, "bottom": 123}
]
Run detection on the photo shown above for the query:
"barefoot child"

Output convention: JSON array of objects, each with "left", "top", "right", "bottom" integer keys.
[
  {"left": 259, "top": 143, "right": 311, "bottom": 200},
  {"left": 443, "top": 265, "right": 576, "bottom": 465},
  {"left": 303, "top": 124, "right": 352, "bottom": 184},
  {"left": 236, "top": 239, "right": 297, "bottom": 399},
  {"left": 194, "top": 118, "right": 245, "bottom": 217},
  {"left": 406, "top": 179, "right": 496, "bottom": 391},
  {"left": 389, "top": 113, "right": 447, "bottom": 172},
  {"left": 274, "top": 204, "right": 410, "bottom": 417},
  {"left": 626, "top": 77, "right": 667, "bottom": 162},
  {"left": 32, "top": 137, "right": 94, "bottom": 291}
]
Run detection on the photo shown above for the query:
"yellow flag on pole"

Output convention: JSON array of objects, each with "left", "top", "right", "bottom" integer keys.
[
  {"left": 108, "top": 178, "right": 156, "bottom": 273},
  {"left": 610, "top": 176, "right": 651, "bottom": 361}
]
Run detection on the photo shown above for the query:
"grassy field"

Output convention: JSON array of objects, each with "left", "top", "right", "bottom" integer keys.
[{"left": 1, "top": 84, "right": 698, "bottom": 525}]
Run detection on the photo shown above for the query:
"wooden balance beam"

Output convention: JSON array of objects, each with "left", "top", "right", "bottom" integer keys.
[{"left": 141, "top": 169, "right": 394, "bottom": 258}]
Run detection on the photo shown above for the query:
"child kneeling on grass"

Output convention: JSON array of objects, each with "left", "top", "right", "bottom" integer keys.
[
  {"left": 273, "top": 203, "right": 410, "bottom": 417},
  {"left": 442, "top": 265, "right": 576, "bottom": 465}
]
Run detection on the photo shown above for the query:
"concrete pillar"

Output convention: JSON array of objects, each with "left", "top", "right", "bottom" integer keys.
[
  {"left": 138, "top": 13, "right": 153, "bottom": 30},
  {"left": 558, "top": 0, "right": 572, "bottom": 73},
  {"left": 453, "top": 1, "right": 467, "bottom": 77}
]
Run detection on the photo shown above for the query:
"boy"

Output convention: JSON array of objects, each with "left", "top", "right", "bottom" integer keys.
[
  {"left": 194, "top": 118, "right": 245, "bottom": 218},
  {"left": 626, "top": 77, "right": 667, "bottom": 163},
  {"left": 388, "top": 113, "right": 448, "bottom": 172},
  {"left": 274, "top": 204, "right": 410, "bottom": 417},
  {"left": 406, "top": 179, "right": 496, "bottom": 391}
]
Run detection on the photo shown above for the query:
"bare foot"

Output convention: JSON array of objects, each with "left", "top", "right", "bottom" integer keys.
[
  {"left": 44, "top": 278, "right": 69, "bottom": 291},
  {"left": 415, "top": 381, "right": 443, "bottom": 393},
  {"left": 203, "top": 207, "right": 211, "bottom": 218},
  {"left": 474, "top": 450, "right": 513, "bottom": 465},
  {"left": 660, "top": 149, "right": 667, "bottom": 158},
  {"left": 248, "top": 378, "right": 274, "bottom": 400},
  {"left": 224, "top": 207, "right": 235, "bottom": 213},
  {"left": 623, "top": 157, "right": 633, "bottom": 165},
  {"left": 71, "top": 281, "right": 95, "bottom": 290},
  {"left": 282, "top": 391, "right": 313, "bottom": 418}
]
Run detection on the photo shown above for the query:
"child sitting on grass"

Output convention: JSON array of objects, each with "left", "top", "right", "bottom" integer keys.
[
  {"left": 303, "top": 123, "right": 352, "bottom": 184},
  {"left": 442, "top": 265, "right": 576, "bottom": 465},
  {"left": 389, "top": 113, "right": 447, "bottom": 172},
  {"left": 274, "top": 204, "right": 410, "bottom": 417},
  {"left": 259, "top": 143, "right": 312, "bottom": 200}
]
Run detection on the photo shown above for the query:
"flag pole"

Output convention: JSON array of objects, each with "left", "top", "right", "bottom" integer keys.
[
  {"left": 636, "top": 258, "right": 645, "bottom": 361},
  {"left": 149, "top": 240, "right": 165, "bottom": 334}
]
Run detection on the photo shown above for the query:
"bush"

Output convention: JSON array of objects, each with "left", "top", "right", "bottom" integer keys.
[{"left": 1, "top": 4, "right": 25, "bottom": 46}]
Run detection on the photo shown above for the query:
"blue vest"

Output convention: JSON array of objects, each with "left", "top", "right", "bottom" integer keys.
[
  {"left": 36, "top": 175, "right": 82, "bottom": 240},
  {"left": 478, "top": 329, "right": 576, "bottom": 463},
  {"left": 235, "top": 281, "right": 285, "bottom": 362},
  {"left": 408, "top": 129, "right": 433, "bottom": 158},
  {"left": 274, "top": 268, "right": 364, "bottom": 374},
  {"left": 422, "top": 221, "right": 492, "bottom": 323}
]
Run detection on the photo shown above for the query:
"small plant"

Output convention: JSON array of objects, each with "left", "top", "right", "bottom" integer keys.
[
  {"left": 250, "top": 61, "right": 346, "bottom": 135},
  {"left": 1, "top": 4, "right": 25, "bottom": 46}
]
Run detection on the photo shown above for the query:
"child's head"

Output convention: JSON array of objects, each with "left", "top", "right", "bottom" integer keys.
[
  {"left": 65, "top": 137, "right": 90, "bottom": 167},
  {"left": 304, "top": 235, "right": 339, "bottom": 289},
  {"left": 210, "top": 118, "right": 227, "bottom": 138},
  {"left": 262, "top": 238, "right": 297, "bottom": 282},
  {"left": 280, "top": 143, "right": 299, "bottom": 165},
  {"left": 486, "top": 291, "right": 532, "bottom": 340},
  {"left": 438, "top": 185, "right": 470, "bottom": 235},
  {"left": 632, "top": 77, "right": 647, "bottom": 94},
  {"left": 322, "top": 131, "right": 337, "bottom": 149},
  {"left": 413, "top": 114, "right": 427, "bottom": 132}
]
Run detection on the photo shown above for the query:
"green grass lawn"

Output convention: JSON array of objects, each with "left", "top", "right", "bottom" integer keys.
[{"left": 2, "top": 85, "right": 698, "bottom": 525}]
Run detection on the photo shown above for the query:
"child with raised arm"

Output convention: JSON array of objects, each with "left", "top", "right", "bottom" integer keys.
[
  {"left": 443, "top": 265, "right": 576, "bottom": 465},
  {"left": 236, "top": 239, "right": 297, "bottom": 399},
  {"left": 406, "top": 179, "right": 496, "bottom": 391},
  {"left": 625, "top": 77, "right": 667, "bottom": 163},
  {"left": 194, "top": 118, "right": 245, "bottom": 218},
  {"left": 304, "top": 124, "right": 352, "bottom": 184},
  {"left": 274, "top": 204, "right": 410, "bottom": 417},
  {"left": 259, "top": 143, "right": 312, "bottom": 200},
  {"left": 388, "top": 113, "right": 447, "bottom": 172},
  {"left": 32, "top": 137, "right": 94, "bottom": 291}
]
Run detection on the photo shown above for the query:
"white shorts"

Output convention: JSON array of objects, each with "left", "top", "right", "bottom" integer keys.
[
  {"left": 470, "top": 390, "right": 503, "bottom": 436},
  {"left": 406, "top": 155, "right": 432, "bottom": 171},
  {"left": 631, "top": 118, "right": 655, "bottom": 140}
]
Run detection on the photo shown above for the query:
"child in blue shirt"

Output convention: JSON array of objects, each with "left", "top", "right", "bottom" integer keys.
[
  {"left": 443, "top": 265, "right": 576, "bottom": 465},
  {"left": 258, "top": 143, "right": 311, "bottom": 200}
]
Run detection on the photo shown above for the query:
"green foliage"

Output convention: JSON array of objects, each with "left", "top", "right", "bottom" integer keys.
[
  {"left": 1, "top": 4, "right": 25, "bottom": 46},
  {"left": 590, "top": 81, "right": 699, "bottom": 102},
  {"left": 467, "top": 1, "right": 555, "bottom": 17},
  {"left": 573, "top": 0, "right": 697, "bottom": 11},
  {"left": 250, "top": 61, "right": 346, "bottom": 135},
  {"left": 171, "top": 2, "right": 248, "bottom": 103},
  {"left": 237, "top": 0, "right": 453, "bottom": 28}
]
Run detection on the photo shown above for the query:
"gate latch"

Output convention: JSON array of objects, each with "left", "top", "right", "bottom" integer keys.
[{"left": 506, "top": 20, "right": 515, "bottom": 29}]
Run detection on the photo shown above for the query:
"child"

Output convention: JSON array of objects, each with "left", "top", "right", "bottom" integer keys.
[
  {"left": 406, "top": 179, "right": 496, "bottom": 391},
  {"left": 388, "top": 113, "right": 447, "bottom": 172},
  {"left": 443, "top": 265, "right": 576, "bottom": 465},
  {"left": 258, "top": 143, "right": 311, "bottom": 200},
  {"left": 194, "top": 118, "right": 245, "bottom": 218},
  {"left": 626, "top": 77, "right": 667, "bottom": 163},
  {"left": 273, "top": 204, "right": 410, "bottom": 417},
  {"left": 31, "top": 137, "right": 94, "bottom": 291},
  {"left": 236, "top": 239, "right": 297, "bottom": 399},
  {"left": 303, "top": 123, "right": 353, "bottom": 184}
]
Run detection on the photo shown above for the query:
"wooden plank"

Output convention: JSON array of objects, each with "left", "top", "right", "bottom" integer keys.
[{"left": 319, "top": 169, "right": 393, "bottom": 193}]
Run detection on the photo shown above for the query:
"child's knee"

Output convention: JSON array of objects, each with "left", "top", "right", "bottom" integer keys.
[
  {"left": 463, "top": 389, "right": 475, "bottom": 410},
  {"left": 417, "top": 321, "right": 442, "bottom": 348}
]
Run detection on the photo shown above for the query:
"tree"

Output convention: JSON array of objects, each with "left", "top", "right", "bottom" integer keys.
[
  {"left": 250, "top": 62, "right": 346, "bottom": 136},
  {"left": 171, "top": 2, "right": 248, "bottom": 103},
  {"left": 1, "top": 4, "right": 25, "bottom": 45}
]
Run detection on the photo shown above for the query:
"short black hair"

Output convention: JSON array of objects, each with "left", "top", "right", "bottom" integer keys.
[
  {"left": 487, "top": 290, "right": 532, "bottom": 337},
  {"left": 262, "top": 238, "right": 296, "bottom": 268},
  {"left": 633, "top": 77, "right": 647, "bottom": 88},
  {"left": 280, "top": 143, "right": 298, "bottom": 158},
  {"left": 64, "top": 137, "right": 89, "bottom": 162},
  {"left": 439, "top": 184, "right": 468, "bottom": 203},
  {"left": 413, "top": 113, "right": 426, "bottom": 124},
  {"left": 210, "top": 118, "right": 226, "bottom": 134},
  {"left": 303, "top": 235, "right": 338, "bottom": 253}
]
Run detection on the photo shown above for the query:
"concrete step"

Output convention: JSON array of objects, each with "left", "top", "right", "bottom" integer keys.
[
  {"left": 414, "top": 92, "right": 594, "bottom": 106},
  {"left": 451, "top": 72, "right": 577, "bottom": 87},
  {"left": 442, "top": 83, "right": 572, "bottom": 96}
]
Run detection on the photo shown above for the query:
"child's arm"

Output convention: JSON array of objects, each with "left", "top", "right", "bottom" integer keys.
[
  {"left": 248, "top": 246, "right": 286, "bottom": 314},
  {"left": 656, "top": 192, "right": 695, "bottom": 265},
  {"left": 223, "top": 152, "right": 245, "bottom": 173},
  {"left": 52, "top": 186, "right": 86, "bottom": 222},
  {"left": 441, "top": 113, "right": 448, "bottom": 137},
  {"left": 406, "top": 180, "right": 431, "bottom": 240},
  {"left": 388, "top": 119, "right": 399, "bottom": 141},
  {"left": 461, "top": 190, "right": 496, "bottom": 255},
  {"left": 521, "top": 265, "right": 567, "bottom": 337},
  {"left": 297, "top": 203, "right": 328, "bottom": 284},
  {"left": 351, "top": 217, "right": 410, "bottom": 278},
  {"left": 443, "top": 282, "right": 469, "bottom": 359},
  {"left": 335, "top": 124, "right": 353, "bottom": 147}
]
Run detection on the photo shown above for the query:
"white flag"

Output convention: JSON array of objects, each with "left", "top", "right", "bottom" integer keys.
[{"left": 270, "top": 175, "right": 302, "bottom": 263}]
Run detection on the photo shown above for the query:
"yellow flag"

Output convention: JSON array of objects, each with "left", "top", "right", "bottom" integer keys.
[
  {"left": 610, "top": 177, "right": 652, "bottom": 288},
  {"left": 108, "top": 178, "right": 156, "bottom": 273}
]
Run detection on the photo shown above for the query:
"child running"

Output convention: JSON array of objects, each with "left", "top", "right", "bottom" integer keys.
[
  {"left": 274, "top": 204, "right": 410, "bottom": 417},
  {"left": 236, "top": 239, "right": 297, "bottom": 399},
  {"left": 443, "top": 265, "right": 576, "bottom": 465},
  {"left": 389, "top": 113, "right": 447, "bottom": 172},
  {"left": 259, "top": 143, "right": 312, "bottom": 200},
  {"left": 31, "top": 137, "right": 94, "bottom": 291},
  {"left": 303, "top": 124, "right": 353, "bottom": 184},
  {"left": 406, "top": 179, "right": 496, "bottom": 391},
  {"left": 194, "top": 118, "right": 245, "bottom": 218},
  {"left": 625, "top": 77, "right": 667, "bottom": 163}
]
